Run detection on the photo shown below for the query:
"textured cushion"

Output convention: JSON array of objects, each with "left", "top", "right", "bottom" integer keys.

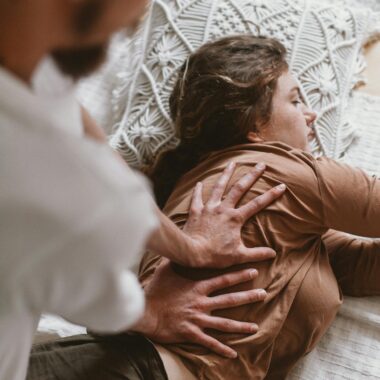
[{"left": 107, "top": 0, "right": 371, "bottom": 167}]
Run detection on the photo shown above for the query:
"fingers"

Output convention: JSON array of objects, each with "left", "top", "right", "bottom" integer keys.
[
  {"left": 184, "top": 327, "right": 238, "bottom": 358},
  {"left": 189, "top": 182, "right": 204, "bottom": 215},
  {"left": 237, "top": 184, "right": 286, "bottom": 221},
  {"left": 207, "top": 288, "right": 267, "bottom": 310},
  {"left": 233, "top": 247, "right": 276, "bottom": 265},
  {"left": 207, "top": 162, "right": 236, "bottom": 206},
  {"left": 223, "top": 163, "right": 266, "bottom": 207},
  {"left": 200, "top": 268, "right": 259, "bottom": 294},
  {"left": 200, "top": 315, "right": 258, "bottom": 334}
]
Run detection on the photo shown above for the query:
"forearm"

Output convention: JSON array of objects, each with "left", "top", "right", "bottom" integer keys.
[
  {"left": 323, "top": 230, "right": 380, "bottom": 296},
  {"left": 146, "top": 207, "right": 197, "bottom": 266}
]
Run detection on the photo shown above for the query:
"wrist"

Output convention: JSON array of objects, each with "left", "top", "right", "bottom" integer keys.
[
  {"left": 131, "top": 295, "right": 158, "bottom": 337},
  {"left": 147, "top": 211, "right": 201, "bottom": 266},
  {"left": 165, "top": 229, "right": 206, "bottom": 267},
  {"left": 184, "top": 235, "right": 207, "bottom": 267}
]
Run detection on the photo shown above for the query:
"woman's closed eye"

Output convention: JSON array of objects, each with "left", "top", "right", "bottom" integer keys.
[{"left": 292, "top": 98, "right": 302, "bottom": 106}]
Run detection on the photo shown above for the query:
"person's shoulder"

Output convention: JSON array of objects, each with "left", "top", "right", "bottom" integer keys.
[
  {"left": 212, "top": 141, "right": 318, "bottom": 176},
  {"left": 236, "top": 141, "right": 315, "bottom": 162},
  {"left": 207, "top": 142, "right": 322, "bottom": 205},
  {"left": 168, "top": 142, "right": 320, "bottom": 210}
]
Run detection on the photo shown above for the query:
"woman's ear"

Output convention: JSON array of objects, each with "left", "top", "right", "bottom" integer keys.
[{"left": 247, "top": 131, "right": 264, "bottom": 143}]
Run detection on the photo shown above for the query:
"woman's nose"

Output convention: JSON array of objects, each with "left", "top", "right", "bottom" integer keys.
[{"left": 305, "top": 108, "right": 317, "bottom": 126}]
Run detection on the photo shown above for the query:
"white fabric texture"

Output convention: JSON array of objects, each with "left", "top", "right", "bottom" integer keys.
[
  {"left": 345, "top": 0, "right": 380, "bottom": 13},
  {"left": 106, "top": 0, "right": 372, "bottom": 167},
  {"left": 290, "top": 294, "right": 380, "bottom": 379},
  {"left": 0, "top": 60, "right": 158, "bottom": 380},
  {"left": 343, "top": 92, "right": 380, "bottom": 174}
]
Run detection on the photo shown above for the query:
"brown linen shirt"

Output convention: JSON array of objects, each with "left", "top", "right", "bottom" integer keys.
[{"left": 139, "top": 142, "right": 380, "bottom": 380}]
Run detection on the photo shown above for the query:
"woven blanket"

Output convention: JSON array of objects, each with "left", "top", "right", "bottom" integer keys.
[{"left": 106, "top": 0, "right": 372, "bottom": 167}]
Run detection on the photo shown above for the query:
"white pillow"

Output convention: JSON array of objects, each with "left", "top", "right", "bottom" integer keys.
[{"left": 108, "top": 0, "right": 371, "bottom": 167}]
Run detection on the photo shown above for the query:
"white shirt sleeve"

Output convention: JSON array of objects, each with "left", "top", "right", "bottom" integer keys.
[
  {"left": 0, "top": 132, "right": 158, "bottom": 333},
  {"left": 20, "top": 192, "right": 153, "bottom": 332}
]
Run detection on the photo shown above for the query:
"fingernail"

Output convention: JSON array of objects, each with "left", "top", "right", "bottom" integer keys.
[
  {"left": 276, "top": 184, "right": 286, "bottom": 191},
  {"left": 228, "top": 161, "right": 235, "bottom": 170},
  {"left": 258, "top": 289, "right": 267, "bottom": 297},
  {"left": 269, "top": 250, "right": 276, "bottom": 258},
  {"left": 249, "top": 269, "right": 258, "bottom": 278},
  {"left": 251, "top": 324, "right": 259, "bottom": 332},
  {"left": 228, "top": 351, "right": 238, "bottom": 359},
  {"left": 256, "top": 162, "right": 265, "bottom": 170}
]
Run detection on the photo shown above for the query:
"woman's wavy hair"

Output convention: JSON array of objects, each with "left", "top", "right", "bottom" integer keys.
[{"left": 149, "top": 35, "right": 288, "bottom": 208}]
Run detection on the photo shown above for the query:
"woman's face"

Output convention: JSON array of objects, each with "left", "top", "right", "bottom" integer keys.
[{"left": 249, "top": 71, "right": 317, "bottom": 152}]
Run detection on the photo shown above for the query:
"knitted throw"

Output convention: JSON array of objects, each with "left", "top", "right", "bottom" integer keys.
[{"left": 109, "top": 0, "right": 371, "bottom": 167}]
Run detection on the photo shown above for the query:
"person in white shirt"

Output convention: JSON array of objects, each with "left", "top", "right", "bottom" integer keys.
[{"left": 0, "top": 1, "right": 285, "bottom": 379}]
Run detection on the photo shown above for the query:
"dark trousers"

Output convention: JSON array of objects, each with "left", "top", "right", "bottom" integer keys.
[{"left": 27, "top": 334, "right": 168, "bottom": 380}]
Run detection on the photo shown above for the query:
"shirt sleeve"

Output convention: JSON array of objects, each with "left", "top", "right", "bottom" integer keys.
[
  {"left": 323, "top": 229, "right": 380, "bottom": 297},
  {"left": 1, "top": 137, "right": 158, "bottom": 333},
  {"left": 314, "top": 157, "right": 380, "bottom": 237},
  {"left": 20, "top": 181, "right": 158, "bottom": 332}
]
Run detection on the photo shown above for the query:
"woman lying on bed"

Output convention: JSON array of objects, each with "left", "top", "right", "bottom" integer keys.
[
  {"left": 138, "top": 35, "right": 380, "bottom": 380},
  {"left": 27, "top": 35, "right": 380, "bottom": 380}
]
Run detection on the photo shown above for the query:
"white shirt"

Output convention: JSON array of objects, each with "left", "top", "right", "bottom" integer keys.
[{"left": 0, "top": 59, "right": 158, "bottom": 380}]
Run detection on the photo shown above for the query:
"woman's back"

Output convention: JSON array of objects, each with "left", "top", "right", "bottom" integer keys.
[{"left": 140, "top": 141, "right": 380, "bottom": 379}]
